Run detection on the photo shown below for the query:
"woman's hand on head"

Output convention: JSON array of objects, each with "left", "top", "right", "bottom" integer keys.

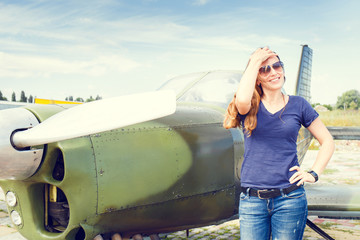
[
  {"left": 289, "top": 166, "right": 316, "bottom": 186},
  {"left": 249, "top": 47, "right": 277, "bottom": 65}
]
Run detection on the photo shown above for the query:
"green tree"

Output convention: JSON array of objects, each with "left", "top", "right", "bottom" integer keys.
[
  {"left": 323, "top": 104, "right": 333, "bottom": 111},
  {"left": 75, "top": 97, "right": 84, "bottom": 102},
  {"left": 28, "top": 95, "right": 34, "bottom": 103},
  {"left": 311, "top": 103, "right": 320, "bottom": 108},
  {"left": 86, "top": 96, "right": 95, "bottom": 102},
  {"left": 349, "top": 101, "right": 358, "bottom": 110},
  {"left": 20, "top": 91, "right": 27, "bottom": 102},
  {"left": 0, "top": 91, "right": 5, "bottom": 101},
  {"left": 0, "top": 93, "right": 8, "bottom": 101},
  {"left": 336, "top": 89, "right": 360, "bottom": 110},
  {"left": 12, "top": 92, "right": 16, "bottom": 102},
  {"left": 95, "top": 95, "right": 102, "bottom": 100}
]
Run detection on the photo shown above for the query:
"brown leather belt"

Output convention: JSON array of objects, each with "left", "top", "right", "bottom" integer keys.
[{"left": 241, "top": 184, "right": 300, "bottom": 199}]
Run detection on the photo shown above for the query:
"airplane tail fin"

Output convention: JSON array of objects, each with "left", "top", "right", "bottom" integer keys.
[
  {"left": 295, "top": 45, "right": 313, "bottom": 102},
  {"left": 295, "top": 45, "right": 314, "bottom": 165}
]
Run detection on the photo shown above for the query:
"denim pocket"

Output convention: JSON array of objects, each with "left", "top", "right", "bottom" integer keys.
[
  {"left": 284, "top": 187, "right": 305, "bottom": 199},
  {"left": 240, "top": 192, "right": 249, "bottom": 200}
]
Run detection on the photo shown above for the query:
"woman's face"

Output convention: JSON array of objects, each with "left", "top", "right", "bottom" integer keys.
[{"left": 257, "top": 56, "right": 285, "bottom": 92}]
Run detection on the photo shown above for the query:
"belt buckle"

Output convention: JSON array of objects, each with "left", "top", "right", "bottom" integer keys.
[{"left": 257, "top": 189, "right": 269, "bottom": 199}]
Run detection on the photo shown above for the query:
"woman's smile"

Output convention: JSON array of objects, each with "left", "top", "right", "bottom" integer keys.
[{"left": 268, "top": 77, "right": 280, "bottom": 83}]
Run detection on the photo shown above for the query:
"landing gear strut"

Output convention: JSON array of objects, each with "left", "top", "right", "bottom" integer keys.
[{"left": 306, "top": 218, "right": 335, "bottom": 240}]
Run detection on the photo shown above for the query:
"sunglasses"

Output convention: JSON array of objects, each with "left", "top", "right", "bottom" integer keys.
[{"left": 259, "top": 61, "right": 284, "bottom": 75}]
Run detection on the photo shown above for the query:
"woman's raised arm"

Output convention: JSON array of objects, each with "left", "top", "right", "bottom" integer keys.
[{"left": 235, "top": 47, "right": 276, "bottom": 115}]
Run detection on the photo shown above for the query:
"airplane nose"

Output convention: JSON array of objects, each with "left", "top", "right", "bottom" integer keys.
[{"left": 0, "top": 108, "right": 44, "bottom": 180}]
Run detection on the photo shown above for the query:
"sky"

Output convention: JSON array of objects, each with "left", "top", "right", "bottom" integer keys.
[{"left": 0, "top": 0, "right": 359, "bottom": 104}]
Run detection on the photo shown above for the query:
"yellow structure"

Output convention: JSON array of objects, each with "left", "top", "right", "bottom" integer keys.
[{"left": 34, "top": 98, "right": 82, "bottom": 105}]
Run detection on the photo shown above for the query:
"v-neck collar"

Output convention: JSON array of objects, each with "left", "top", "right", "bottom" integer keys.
[{"left": 260, "top": 95, "right": 291, "bottom": 116}]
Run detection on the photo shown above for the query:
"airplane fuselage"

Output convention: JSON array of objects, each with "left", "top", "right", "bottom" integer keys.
[{"left": 0, "top": 102, "right": 243, "bottom": 239}]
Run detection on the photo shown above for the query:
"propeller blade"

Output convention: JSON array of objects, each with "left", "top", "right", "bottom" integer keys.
[{"left": 12, "top": 90, "right": 176, "bottom": 148}]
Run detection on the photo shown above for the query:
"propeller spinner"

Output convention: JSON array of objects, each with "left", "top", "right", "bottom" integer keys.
[{"left": 0, "top": 108, "right": 43, "bottom": 180}]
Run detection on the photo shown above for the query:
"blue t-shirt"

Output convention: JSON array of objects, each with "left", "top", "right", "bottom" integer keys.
[{"left": 239, "top": 95, "right": 319, "bottom": 189}]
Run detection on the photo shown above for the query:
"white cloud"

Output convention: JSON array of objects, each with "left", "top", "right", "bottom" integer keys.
[
  {"left": 0, "top": 52, "right": 140, "bottom": 79},
  {"left": 193, "top": 0, "right": 211, "bottom": 6}
]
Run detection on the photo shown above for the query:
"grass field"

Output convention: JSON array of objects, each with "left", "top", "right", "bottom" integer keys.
[
  {"left": 318, "top": 110, "right": 360, "bottom": 126},
  {"left": 308, "top": 109, "right": 359, "bottom": 150}
]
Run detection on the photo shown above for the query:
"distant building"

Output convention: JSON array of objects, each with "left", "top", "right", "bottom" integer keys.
[{"left": 314, "top": 105, "right": 329, "bottom": 112}]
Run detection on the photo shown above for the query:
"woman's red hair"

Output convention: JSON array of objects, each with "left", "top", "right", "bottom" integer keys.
[{"left": 223, "top": 84, "right": 263, "bottom": 136}]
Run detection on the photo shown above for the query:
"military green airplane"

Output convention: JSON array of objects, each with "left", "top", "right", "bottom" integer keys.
[{"left": 0, "top": 45, "right": 359, "bottom": 240}]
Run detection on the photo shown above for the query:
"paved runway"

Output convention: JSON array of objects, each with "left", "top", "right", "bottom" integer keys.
[{"left": 1, "top": 140, "right": 359, "bottom": 240}]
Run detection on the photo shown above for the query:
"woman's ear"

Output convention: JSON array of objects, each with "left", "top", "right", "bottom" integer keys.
[{"left": 256, "top": 80, "right": 261, "bottom": 86}]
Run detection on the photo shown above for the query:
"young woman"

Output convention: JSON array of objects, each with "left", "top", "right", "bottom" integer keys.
[{"left": 223, "top": 47, "right": 334, "bottom": 239}]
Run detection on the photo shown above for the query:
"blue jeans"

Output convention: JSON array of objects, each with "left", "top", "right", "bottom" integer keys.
[{"left": 239, "top": 186, "right": 307, "bottom": 240}]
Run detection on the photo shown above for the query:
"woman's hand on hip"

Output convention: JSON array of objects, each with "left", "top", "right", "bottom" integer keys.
[{"left": 289, "top": 166, "right": 316, "bottom": 186}]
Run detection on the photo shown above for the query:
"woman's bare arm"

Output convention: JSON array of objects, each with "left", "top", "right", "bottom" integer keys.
[{"left": 289, "top": 118, "right": 335, "bottom": 185}]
